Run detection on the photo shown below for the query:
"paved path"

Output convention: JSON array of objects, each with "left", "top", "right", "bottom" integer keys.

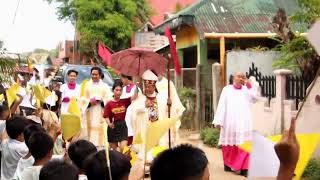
[{"left": 179, "top": 131, "right": 247, "bottom": 180}]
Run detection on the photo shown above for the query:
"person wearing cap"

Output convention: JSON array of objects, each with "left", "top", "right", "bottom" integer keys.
[
  {"left": 60, "top": 70, "right": 80, "bottom": 114},
  {"left": 130, "top": 70, "right": 185, "bottom": 157}
]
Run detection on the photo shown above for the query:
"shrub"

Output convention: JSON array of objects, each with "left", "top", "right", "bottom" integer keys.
[
  {"left": 302, "top": 158, "right": 320, "bottom": 179},
  {"left": 177, "top": 88, "right": 196, "bottom": 129},
  {"left": 200, "top": 127, "right": 220, "bottom": 148}
]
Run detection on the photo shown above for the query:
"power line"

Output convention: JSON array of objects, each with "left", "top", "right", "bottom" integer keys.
[{"left": 12, "top": 0, "right": 22, "bottom": 24}]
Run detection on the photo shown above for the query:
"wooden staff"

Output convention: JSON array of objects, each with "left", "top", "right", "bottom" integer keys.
[{"left": 167, "top": 58, "right": 172, "bottom": 148}]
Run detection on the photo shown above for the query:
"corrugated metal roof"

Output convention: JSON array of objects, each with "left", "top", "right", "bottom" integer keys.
[{"left": 154, "top": 0, "right": 304, "bottom": 36}]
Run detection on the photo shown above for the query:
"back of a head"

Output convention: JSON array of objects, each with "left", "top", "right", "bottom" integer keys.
[
  {"left": 29, "top": 132, "right": 54, "bottom": 160},
  {"left": 68, "top": 140, "right": 97, "bottom": 170},
  {"left": 84, "top": 150, "right": 131, "bottom": 180},
  {"left": 150, "top": 144, "right": 209, "bottom": 180},
  {"left": 6, "top": 115, "right": 29, "bottom": 139},
  {"left": 39, "top": 160, "right": 78, "bottom": 180},
  {"left": 23, "top": 124, "right": 46, "bottom": 148},
  {"left": 0, "top": 104, "right": 9, "bottom": 119}
]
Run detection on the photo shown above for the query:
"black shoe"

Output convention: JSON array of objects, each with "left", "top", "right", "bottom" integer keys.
[
  {"left": 240, "top": 170, "right": 248, "bottom": 177},
  {"left": 224, "top": 165, "right": 232, "bottom": 172}
]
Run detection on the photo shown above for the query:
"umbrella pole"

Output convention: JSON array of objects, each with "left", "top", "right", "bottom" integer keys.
[{"left": 167, "top": 60, "right": 172, "bottom": 148}]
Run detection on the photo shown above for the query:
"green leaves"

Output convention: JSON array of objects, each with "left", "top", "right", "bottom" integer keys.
[
  {"left": 0, "top": 56, "right": 18, "bottom": 83},
  {"left": 272, "top": 1, "right": 320, "bottom": 82},
  {"left": 47, "top": 0, "right": 152, "bottom": 56}
]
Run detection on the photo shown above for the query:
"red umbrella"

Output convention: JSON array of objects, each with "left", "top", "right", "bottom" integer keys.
[{"left": 110, "top": 47, "right": 167, "bottom": 76}]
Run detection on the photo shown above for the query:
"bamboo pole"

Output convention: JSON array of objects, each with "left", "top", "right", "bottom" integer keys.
[
  {"left": 220, "top": 36, "right": 226, "bottom": 86},
  {"left": 204, "top": 32, "right": 307, "bottom": 39}
]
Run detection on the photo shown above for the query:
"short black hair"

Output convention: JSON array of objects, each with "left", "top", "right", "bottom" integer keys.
[
  {"left": 23, "top": 124, "right": 46, "bottom": 148},
  {"left": 39, "top": 160, "right": 79, "bottom": 180},
  {"left": 84, "top": 150, "right": 131, "bottom": 180},
  {"left": 150, "top": 144, "right": 209, "bottom": 180},
  {"left": 0, "top": 104, "right": 9, "bottom": 118},
  {"left": 29, "top": 132, "right": 54, "bottom": 160},
  {"left": 67, "top": 69, "right": 78, "bottom": 76},
  {"left": 6, "top": 115, "right": 29, "bottom": 139},
  {"left": 112, "top": 79, "right": 123, "bottom": 91},
  {"left": 121, "top": 74, "right": 133, "bottom": 81},
  {"left": 68, "top": 140, "right": 97, "bottom": 170},
  {"left": 91, "top": 67, "right": 103, "bottom": 76}
]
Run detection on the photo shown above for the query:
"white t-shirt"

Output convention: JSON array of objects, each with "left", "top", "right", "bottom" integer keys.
[
  {"left": 13, "top": 155, "right": 35, "bottom": 180},
  {"left": 79, "top": 174, "right": 88, "bottom": 180},
  {"left": 20, "top": 165, "right": 42, "bottom": 180},
  {"left": 0, "top": 120, "right": 6, "bottom": 137},
  {"left": 12, "top": 154, "right": 63, "bottom": 180},
  {"left": 1, "top": 139, "right": 29, "bottom": 180}
]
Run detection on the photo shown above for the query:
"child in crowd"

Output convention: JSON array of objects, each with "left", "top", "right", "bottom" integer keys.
[
  {"left": 13, "top": 124, "right": 46, "bottom": 180},
  {"left": 150, "top": 144, "right": 210, "bottom": 180},
  {"left": 68, "top": 140, "right": 97, "bottom": 180},
  {"left": 1, "top": 115, "right": 29, "bottom": 180},
  {"left": 20, "top": 132, "right": 54, "bottom": 180},
  {"left": 84, "top": 150, "right": 132, "bottom": 180},
  {"left": 39, "top": 160, "right": 79, "bottom": 180},
  {"left": 0, "top": 105, "right": 10, "bottom": 136}
]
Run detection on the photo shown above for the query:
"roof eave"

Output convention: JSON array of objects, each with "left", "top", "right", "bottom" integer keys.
[
  {"left": 204, "top": 32, "right": 307, "bottom": 39},
  {"left": 154, "top": 15, "right": 195, "bottom": 35}
]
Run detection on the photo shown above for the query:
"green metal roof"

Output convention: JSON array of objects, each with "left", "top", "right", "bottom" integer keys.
[{"left": 154, "top": 0, "right": 304, "bottom": 37}]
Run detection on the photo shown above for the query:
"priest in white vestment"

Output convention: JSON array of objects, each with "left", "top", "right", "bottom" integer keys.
[
  {"left": 83, "top": 67, "right": 112, "bottom": 147},
  {"left": 156, "top": 74, "right": 185, "bottom": 145},
  {"left": 60, "top": 70, "right": 80, "bottom": 114},
  {"left": 212, "top": 72, "right": 258, "bottom": 177},
  {"left": 120, "top": 74, "right": 138, "bottom": 146}
]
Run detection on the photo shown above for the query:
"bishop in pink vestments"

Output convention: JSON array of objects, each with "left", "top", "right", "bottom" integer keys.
[{"left": 212, "top": 72, "right": 258, "bottom": 176}]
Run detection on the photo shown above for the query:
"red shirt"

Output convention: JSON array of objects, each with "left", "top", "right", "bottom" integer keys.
[{"left": 103, "top": 98, "right": 131, "bottom": 122}]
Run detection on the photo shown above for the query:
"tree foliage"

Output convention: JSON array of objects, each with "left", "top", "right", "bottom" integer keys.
[
  {"left": 272, "top": 1, "right": 320, "bottom": 86},
  {"left": 46, "top": 0, "right": 151, "bottom": 57},
  {"left": 0, "top": 41, "right": 19, "bottom": 83}
]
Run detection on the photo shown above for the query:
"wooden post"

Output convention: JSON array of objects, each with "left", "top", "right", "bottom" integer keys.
[
  {"left": 195, "top": 64, "right": 201, "bottom": 130},
  {"left": 220, "top": 36, "right": 226, "bottom": 86}
]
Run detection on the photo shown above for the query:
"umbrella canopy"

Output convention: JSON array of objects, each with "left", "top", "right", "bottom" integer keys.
[{"left": 111, "top": 47, "right": 167, "bottom": 77}]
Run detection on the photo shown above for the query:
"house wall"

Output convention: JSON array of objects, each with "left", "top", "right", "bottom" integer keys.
[
  {"left": 58, "top": 40, "right": 80, "bottom": 64},
  {"left": 176, "top": 26, "right": 199, "bottom": 49},
  {"left": 226, "top": 51, "right": 278, "bottom": 82}
]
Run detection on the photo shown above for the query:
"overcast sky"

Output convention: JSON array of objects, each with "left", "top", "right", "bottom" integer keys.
[{"left": 0, "top": 0, "right": 74, "bottom": 53}]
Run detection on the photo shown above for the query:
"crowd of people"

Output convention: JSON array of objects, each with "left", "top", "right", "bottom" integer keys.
[{"left": 0, "top": 67, "right": 300, "bottom": 180}]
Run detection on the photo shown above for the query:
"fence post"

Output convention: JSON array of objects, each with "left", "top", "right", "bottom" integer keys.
[
  {"left": 195, "top": 64, "right": 202, "bottom": 131},
  {"left": 274, "top": 69, "right": 292, "bottom": 133},
  {"left": 212, "top": 63, "right": 222, "bottom": 113},
  {"left": 175, "top": 71, "right": 183, "bottom": 89}
]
